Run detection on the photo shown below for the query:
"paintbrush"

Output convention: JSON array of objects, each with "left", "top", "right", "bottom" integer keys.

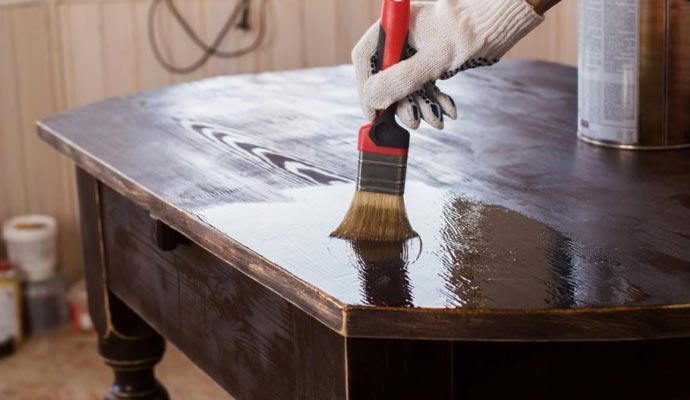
[{"left": 331, "top": 0, "right": 417, "bottom": 242}]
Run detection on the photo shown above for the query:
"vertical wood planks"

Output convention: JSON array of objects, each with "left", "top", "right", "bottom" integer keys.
[
  {"left": 253, "top": 0, "right": 274, "bottom": 72},
  {"left": 507, "top": 0, "right": 579, "bottom": 65},
  {"left": 55, "top": 2, "right": 106, "bottom": 281},
  {"left": 203, "top": 0, "right": 239, "bottom": 76},
  {"left": 132, "top": 0, "right": 174, "bottom": 90},
  {"left": 165, "top": 0, "right": 209, "bottom": 82},
  {"left": 301, "top": 0, "right": 338, "bottom": 67},
  {"left": 553, "top": 0, "right": 579, "bottom": 66},
  {"left": 47, "top": 1, "right": 82, "bottom": 268},
  {"left": 0, "top": 3, "right": 83, "bottom": 279},
  {"left": 206, "top": 0, "right": 261, "bottom": 75},
  {"left": 246, "top": 0, "right": 270, "bottom": 72},
  {"left": 10, "top": 4, "right": 62, "bottom": 225},
  {"left": 58, "top": 2, "right": 106, "bottom": 108},
  {"left": 336, "top": 0, "right": 378, "bottom": 64},
  {"left": 0, "top": 6, "right": 29, "bottom": 242},
  {"left": 266, "top": 0, "right": 304, "bottom": 71},
  {"left": 101, "top": 0, "right": 139, "bottom": 96}
]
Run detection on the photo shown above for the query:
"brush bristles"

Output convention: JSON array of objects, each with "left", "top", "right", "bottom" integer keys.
[{"left": 331, "top": 190, "right": 417, "bottom": 242}]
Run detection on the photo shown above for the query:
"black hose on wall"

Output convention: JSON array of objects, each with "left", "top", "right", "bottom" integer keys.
[{"left": 148, "top": 0, "right": 268, "bottom": 75}]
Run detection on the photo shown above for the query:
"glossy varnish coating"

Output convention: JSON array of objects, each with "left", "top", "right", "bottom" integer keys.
[
  {"left": 39, "top": 61, "right": 690, "bottom": 340},
  {"left": 93, "top": 183, "right": 690, "bottom": 399}
]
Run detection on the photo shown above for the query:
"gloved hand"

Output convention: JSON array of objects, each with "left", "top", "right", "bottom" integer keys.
[{"left": 353, "top": 0, "right": 544, "bottom": 129}]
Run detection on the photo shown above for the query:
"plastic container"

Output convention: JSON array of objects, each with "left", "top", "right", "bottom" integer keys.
[
  {"left": 22, "top": 273, "right": 68, "bottom": 335},
  {"left": 2, "top": 215, "right": 58, "bottom": 282}
]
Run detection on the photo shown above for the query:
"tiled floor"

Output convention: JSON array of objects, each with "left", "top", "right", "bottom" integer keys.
[{"left": 0, "top": 325, "right": 231, "bottom": 400}]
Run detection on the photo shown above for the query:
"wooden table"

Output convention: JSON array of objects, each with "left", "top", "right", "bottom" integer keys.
[{"left": 39, "top": 61, "right": 690, "bottom": 400}]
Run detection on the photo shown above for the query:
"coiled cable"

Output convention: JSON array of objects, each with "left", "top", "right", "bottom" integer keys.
[{"left": 148, "top": 0, "right": 268, "bottom": 74}]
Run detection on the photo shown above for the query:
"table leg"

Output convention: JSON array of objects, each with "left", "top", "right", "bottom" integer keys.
[
  {"left": 99, "top": 296, "right": 169, "bottom": 400},
  {"left": 76, "top": 168, "right": 169, "bottom": 399}
]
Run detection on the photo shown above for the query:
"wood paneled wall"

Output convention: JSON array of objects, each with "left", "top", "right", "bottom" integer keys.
[{"left": 0, "top": 0, "right": 578, "bottom": 282}]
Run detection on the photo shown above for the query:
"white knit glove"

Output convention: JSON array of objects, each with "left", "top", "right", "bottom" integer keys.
[{"left": 353, "top": 0, "right": 544, "bottom": 130}]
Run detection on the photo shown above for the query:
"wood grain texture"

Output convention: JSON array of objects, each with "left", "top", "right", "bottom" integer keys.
[
  {"left": 39, "top": 61, "right": 690, "bottom": 341},
  {"left": 1, "top": 0, "right": 579, "bottom": 279}
]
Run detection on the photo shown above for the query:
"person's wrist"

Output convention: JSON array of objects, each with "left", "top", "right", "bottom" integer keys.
[
  {"left": 525, "top": 0, "right": 561, "bottom": 15},
  {"left": 525, "top": 0, "right": 544, "bottom": 15},
  {"left": 468, "top": 0, "right": 544, "bottom": 57}
]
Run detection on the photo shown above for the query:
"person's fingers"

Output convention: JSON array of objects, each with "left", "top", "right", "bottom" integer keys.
[
  {"left": 352, "top": 21, "right": 380, "bottom": 75},
  {"left": 362, "top": 47, "right": 451, "bottom": 112},
  {"left": 413, "top": 89, "right": 444, "bottom": 130},
  {"left": 396, "top": 96, "right": 421, "bottom": 130},
  {"left": 425, "top": 82, "right": 457, "bottom": 120},
  {"left": 440, "top": 57, "right": 501, "bottom": 80}
]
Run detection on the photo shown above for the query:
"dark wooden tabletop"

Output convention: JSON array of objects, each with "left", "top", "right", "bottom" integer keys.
[{"left": 39, "top": 60, "right": 690, "bottom": 341}]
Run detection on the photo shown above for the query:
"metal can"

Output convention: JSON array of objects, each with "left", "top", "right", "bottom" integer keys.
[{"left": 578, "top": 0, "right": 690, "bottom": 150}]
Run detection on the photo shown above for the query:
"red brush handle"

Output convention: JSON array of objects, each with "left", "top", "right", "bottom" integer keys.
[
  {"left": 380, "top": 0, "right": 411, "bottom": 71},
  {"left": 358, "top": 0, "right": 411, "bottom": 157}
]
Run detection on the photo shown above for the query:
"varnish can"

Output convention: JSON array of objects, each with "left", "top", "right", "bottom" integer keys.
[{"left": 578, "top": 0, "right": 690, "bottom": 149}]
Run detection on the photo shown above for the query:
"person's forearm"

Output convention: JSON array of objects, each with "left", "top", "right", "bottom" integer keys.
[{"left": 525, "top": 0, "right": 562, "bottom": 15}]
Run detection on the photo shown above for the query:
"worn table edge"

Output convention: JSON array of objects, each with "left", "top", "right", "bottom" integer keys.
[{"left": 343, "top": 303, "right": 690, "bottom": 341}]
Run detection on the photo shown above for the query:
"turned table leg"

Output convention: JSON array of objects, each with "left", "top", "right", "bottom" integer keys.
[{"left": 98, "top": 297, "right": 169, "bottom": 400}]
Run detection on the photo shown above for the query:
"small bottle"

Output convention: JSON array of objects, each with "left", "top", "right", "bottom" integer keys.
[{"left": 0, "top": 260, "right": 22, "bottom": 357}]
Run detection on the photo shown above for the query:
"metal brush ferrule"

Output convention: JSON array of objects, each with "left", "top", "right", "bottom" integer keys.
[{"left": 357, "top": 152, "right": 408, "bottom": 195}]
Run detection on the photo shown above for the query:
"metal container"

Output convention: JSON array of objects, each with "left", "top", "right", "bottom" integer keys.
[{"left": 578, "top": 0, "right": 690, "bottom": 150}]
